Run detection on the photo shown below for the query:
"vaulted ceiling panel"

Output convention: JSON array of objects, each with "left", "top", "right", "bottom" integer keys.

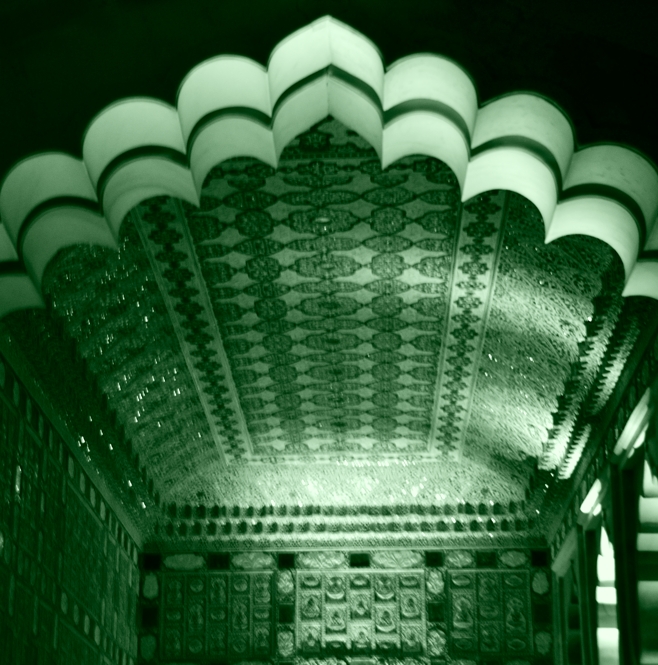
[
  {"left": 1, "top": 17, "right": 656, "bottom": 545},
  {"left": 0, "top": 118, "right": 630, "bottom": 524}
]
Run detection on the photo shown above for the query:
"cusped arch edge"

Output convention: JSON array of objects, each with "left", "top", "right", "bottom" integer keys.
[{"left": 1, "top": 13, "right": 658, "bottom": 321}]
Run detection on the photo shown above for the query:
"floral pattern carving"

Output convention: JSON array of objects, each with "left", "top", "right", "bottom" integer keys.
[{"left": 148, "top": 547, "right": 551, "bottom": 662}]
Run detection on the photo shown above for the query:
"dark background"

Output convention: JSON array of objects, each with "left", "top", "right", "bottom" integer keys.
[{"left": 1, "top": 0, "right": 657, "bottom": 182}]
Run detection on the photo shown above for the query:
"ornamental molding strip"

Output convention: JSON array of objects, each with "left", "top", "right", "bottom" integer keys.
[{"left": 2, "top": 14, "right": 658, "bottom": 321}]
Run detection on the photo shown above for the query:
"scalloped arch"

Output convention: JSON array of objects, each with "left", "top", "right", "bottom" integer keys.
[{"left": 1, "top": 14, "right": 658, "bottom": 319}]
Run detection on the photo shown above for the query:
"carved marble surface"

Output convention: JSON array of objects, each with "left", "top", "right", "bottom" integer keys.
[
  {"left": 499, "top": 551, "right": 528, "bottom": 568},
  {"left": 0, "top": 360, "right": 139, "bottom": 664},
  {"left": 371, "top": 551, "right": 423, "bottom": 569},
  {"left": 160, "top": 572, "right": 273, "bottom": 660},
  {"left": 298, "top": 551, "right": 349, "bottom": 569},
  {"left": 144, "top": 546, "right": 552, "bottom": 663},
  {"left": 296, "top": 570, "right": 425, "bottom": 656},
  {"left": 232, "top": 552, "right": 277, "bottom": 570}
]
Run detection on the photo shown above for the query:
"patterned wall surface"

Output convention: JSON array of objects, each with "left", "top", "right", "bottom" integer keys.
[
  {"left": 138, "top": 548, "right": 553, "bottom": 665},
  {"left": 0, "top": 353, "right": 140, "bottom": 664}
]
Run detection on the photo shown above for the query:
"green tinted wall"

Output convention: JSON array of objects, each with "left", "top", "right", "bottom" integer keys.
[
  {"left": 138, "top": 548, "right": 554, "bottom": 664},
  {"left": 0, "top": 354, "right": 139, "bottom": 664}
]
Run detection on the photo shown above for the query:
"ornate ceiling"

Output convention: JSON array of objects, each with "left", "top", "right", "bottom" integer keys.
[{"left": 1, "top": 17, "right": 657, "bottom": 545}]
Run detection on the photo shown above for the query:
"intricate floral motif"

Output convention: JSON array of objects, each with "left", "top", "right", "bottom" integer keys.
[
  {"left": 535, "top": 631, "right": 552, "bottom": 655},
  {"left": 500, "top": 551, "right": 528, "bottom": 568},
  {"left": 445, "top": 551, "right": 475, "bottom": 568},
  {"left": 277, "top": 629, "right": 294, "bottom": 657},
  {"left": 298, "top": 551, "right": 347, "bottom": 569},
  {"left": 428, "top": 628, "right": 447, "bottom": 656},
  {"left": 426, "top": 571, "right": 445, "bottom": 598},
  {"left": 34, "top": 115, "right": 627, "bottom": 512},
  {"left": 531, "top": 571, "right": 549, "bottom": 595}
]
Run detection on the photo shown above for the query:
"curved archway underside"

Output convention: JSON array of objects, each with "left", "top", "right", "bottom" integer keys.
[
  {"left": 0, "top": 17, "right": 655, "bottom": 519},
  {"left": 0, "top": 116, "right": 635, "bottom": 510},
  {"left": 2, "top": 16, "right": 658, "bottom": 314}
]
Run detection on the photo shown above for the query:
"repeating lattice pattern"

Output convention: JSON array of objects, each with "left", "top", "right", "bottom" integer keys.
[
  {"left": 140, "top": 547, "right": 554, "bottom": 664},
  {"left": 15, "top": 117, "right": 625, "bottom": 511},
  {"left": 0, "top": 355, "right": 139, "bottom": 664}
]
